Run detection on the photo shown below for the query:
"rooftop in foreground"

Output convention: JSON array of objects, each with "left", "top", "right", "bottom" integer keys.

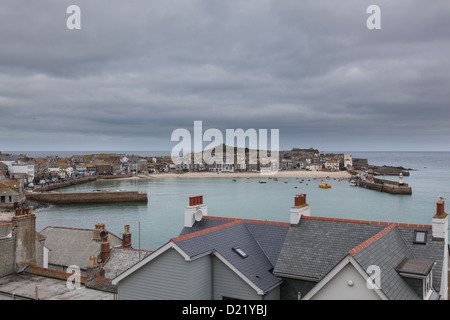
[{"left": 0, "top": 273, "right": 113, "bottom": 300}]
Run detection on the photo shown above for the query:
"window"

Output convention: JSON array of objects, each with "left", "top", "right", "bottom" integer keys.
[
  {"left": 424, "top": 271, "right": 433, "bottom": 299},
  {"left": 232, "top": 247, "right": 248, "bottom": 258},
  {"left": 414, "top": 230, "right": 427, "bottom": 244}
]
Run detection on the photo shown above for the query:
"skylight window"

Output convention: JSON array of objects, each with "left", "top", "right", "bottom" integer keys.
[
  {"left": 232, "top": 247, "right": 248, "bottom": 258},
  {"left": 414, "top": 230, "right": 427, "bottom": 244}
]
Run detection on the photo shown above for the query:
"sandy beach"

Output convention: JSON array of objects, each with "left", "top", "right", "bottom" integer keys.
[{"left": 145, "top": 170, "right": 352, "bottom": 179}]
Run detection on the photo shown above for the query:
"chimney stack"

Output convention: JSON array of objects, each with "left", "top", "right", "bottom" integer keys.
[
  {"left": 12, "top": 206, "right": 36, "bottom": 272},
  {"left": 185, "top": 195, "right": 208, "bottom": 228},
  {"left": 432, "top": 200, "right": 448, "bottom": 241},
  {"left": 100, "top": 234, "right": 110, "bottom": 263},
  {"left": 93, "top": 223, "right": 105, "bottom": 241},
  {"left": 122, "top": 224, "right": 132, "bottom": 248},
  {"left": 87, "top": 255, "right": 105, "bottom": 281},
  {"left": 290, "top": 194, "right": 310, "bottom": 225}
]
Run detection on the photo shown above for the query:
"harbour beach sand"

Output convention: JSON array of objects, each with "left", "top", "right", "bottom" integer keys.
[{"left": 145, "top": 170, "right": 352, "bottom": 179}]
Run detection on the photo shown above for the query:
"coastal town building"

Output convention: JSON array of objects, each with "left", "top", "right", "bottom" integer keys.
[
  {"left": 0, "top": 179, "right": 26, "bottom": 210},
  {"left": 324, "top": 160, "right": 340, "bottom": 171},
  {"left": 306, "top": 163, "right": 322, "bottom": 171},
  {"left": 0, "top": 207, "right": 151, "bottom": 299},
  {"left": 112, "top": 196, "right": 449, "bottom": 300}
]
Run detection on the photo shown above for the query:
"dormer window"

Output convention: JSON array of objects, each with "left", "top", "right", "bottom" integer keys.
[
  {"left": 395, "top": 258, "right": 435, "bottom": 300},
  {"left": 414, "top": 230, "right": 427, "bottom": 244}
]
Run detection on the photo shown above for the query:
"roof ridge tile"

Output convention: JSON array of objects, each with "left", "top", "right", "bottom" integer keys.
[{"left": 349, "top": 223, "right": 398, "bottom": 255}]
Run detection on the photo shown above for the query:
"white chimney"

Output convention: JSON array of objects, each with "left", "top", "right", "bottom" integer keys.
[
  {"left": 432, "top": 200, "right": 448, "bottom": 300},
  {"left": 432, "top": 201, "right": 448, "bottom": 241},
  {"left": 290, "top": 194, "right": 310, "bottom": 225},
  {"left": 185, "top": 195, "right": 208, "bottom": 228}
]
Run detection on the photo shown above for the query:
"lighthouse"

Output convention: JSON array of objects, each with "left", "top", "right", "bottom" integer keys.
[{"left": 399, "top": 172, "right": 404, "bottom": 185}]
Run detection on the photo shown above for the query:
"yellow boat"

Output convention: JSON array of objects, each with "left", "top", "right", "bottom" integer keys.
[{"left": 319, "top": 182, "right": 332, "bottom": 189}]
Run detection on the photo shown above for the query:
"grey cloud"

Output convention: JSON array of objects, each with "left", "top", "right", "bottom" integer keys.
[{"left": 0, "top": 0, "right": 449, "bottom": 151}]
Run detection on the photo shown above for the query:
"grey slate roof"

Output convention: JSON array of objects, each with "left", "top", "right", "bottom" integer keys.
[
  {"left": 273, "top": 218, "right": 386, "bottom": 280},
  {"left": 0, "top": 223, "right": 12, "bottom": 238},
  {"left": 274, "top": 217, "right": 445, "bottom": 300},
  {"left": 352, "top": 226, "right": 420, "bottom": 300},
  {"left": 174, "top": 217, "right": 289, "bottom": 294},
  {"left": 103, "top": 247, "right": 152, "bottom": 279},
  {"left": 40, "top": 227, "right": 123, "bottom": 270},
  {"left": 178, "top": 218, "right": 232, "bottom": 237},
  {"left": 396, "top": 226, "right": 444, "bottom": 290}
]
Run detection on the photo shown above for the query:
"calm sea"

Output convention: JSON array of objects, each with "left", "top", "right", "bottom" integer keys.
[{"left": 26, "top": 151, "right": 450, "bottom": 250}]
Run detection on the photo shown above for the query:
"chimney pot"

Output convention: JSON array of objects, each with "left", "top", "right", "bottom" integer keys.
[
  {"left": 290, "top": 194, "right": 310, "bottom": 224},
  {"left": 185, "top": 196, "right": 207, "bottom": 228},
  {"left": 101, "top": 240, "right": 110, "bottom": 263},
  {"left": 122, "top": 225, "right": 132, "bottom": 248},
  {"left": 436, "top": 201, "right": 445, "bottom": 217},
  {"left": 189, "top": 195, "right": 204, "bottom": 206}
]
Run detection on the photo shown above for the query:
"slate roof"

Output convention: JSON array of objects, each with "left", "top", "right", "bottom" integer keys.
[
  {"left": 39, "top": 226, "right": 123, "bottom": 270},
  {"left": 273, "top": 217, "right": 387, "bottom": 280},
  {"left": 173, "top": 216, "right": 289, "bottom": 294},
  {"left": 352, "top": 225, "right": 444, "bottom": 300},
  {"left": 273, "top": 216, "right": 445, "bottom": 300},
  {"left": 0, "top": 223, "right": 12, "bottom": 238},
  {"left": 103, "top": 247, "right": 152, "bottom": 279}
]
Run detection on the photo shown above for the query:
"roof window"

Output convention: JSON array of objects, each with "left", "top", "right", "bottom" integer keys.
[
  {"left": 414, "top": 230, "right": 427, "bottom": 244},
  {"left": 232, "top": 247, "right": 248, "bottom": 258}
]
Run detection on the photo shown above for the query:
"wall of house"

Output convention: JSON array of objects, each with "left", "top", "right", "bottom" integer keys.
[
  {"left": 187, "top": 255, "right": 212, "bottom": 299},
  {"left": 117, "top": 249, "right": 212, "bottom": 300},
  {"left": 0, "top": 237, "right": 15, "bottom": 276},
  {"left": 309, "top": 264, "right": 381, "bottom": 300},
  {"left": 13, "top": 214, "right": 36, "bottom": 273},
  {"left": 212, "top": 256, "right": 262, "bottom": 300}
]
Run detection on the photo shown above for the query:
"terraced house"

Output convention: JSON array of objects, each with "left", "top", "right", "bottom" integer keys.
[
  {"left": 112, "top": 195, "right": 449, "bottom": 300},
  {"left": 0, "top": 179, "right": 25, "bottom": 210}
]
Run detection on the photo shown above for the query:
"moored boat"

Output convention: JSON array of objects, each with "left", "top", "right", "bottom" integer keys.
[{"left": 319, "top": 182, "right": 332, "bottom": 189}]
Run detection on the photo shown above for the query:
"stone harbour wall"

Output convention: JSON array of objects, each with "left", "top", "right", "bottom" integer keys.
[{"left": 26, "top": 191, "right": 148, "bottom": 204}]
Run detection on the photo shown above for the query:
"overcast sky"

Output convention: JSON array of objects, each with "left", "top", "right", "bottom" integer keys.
[{"left": 0, "top": 0, "right": 449, "bottom": 152}]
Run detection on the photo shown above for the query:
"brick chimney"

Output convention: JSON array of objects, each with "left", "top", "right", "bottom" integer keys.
[
  {"left": 100, "top": 234, "right": 110, "bottom": 263},
  {"left": 290, "top": 194, "right": 310, "bottom": 225},
  {"left": 432, "top": 200, "right": 448, "bottom": 241},
  {"left": 185, "top": 195, "right": 208, "bottom": 228},
  {"left": 122, "top": 224, "right": 132, "bottom": 248}
]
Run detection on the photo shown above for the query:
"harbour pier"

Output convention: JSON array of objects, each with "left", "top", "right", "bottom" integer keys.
[
  {"left": 26, "top": 190, "right": 148, "bottom": 204},
  {"left": 357, "top": 177, "right": 412, "bottom": 195}
]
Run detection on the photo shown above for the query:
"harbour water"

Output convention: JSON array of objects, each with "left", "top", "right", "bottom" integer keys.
[{"left": 34, "top": 151, "right": 450, "bottom": 250}]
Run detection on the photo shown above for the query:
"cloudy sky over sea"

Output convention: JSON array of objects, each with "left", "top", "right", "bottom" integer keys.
[{"left": 1, "top": 0, "right": 449, "bottom": 152}]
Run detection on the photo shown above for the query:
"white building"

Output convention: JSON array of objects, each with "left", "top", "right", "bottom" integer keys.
[
  {"left": 344, "top": 154, "right": 353, "bottom": 169},
  {"left": 324, "top": 160, "right": 340, "bottom": 171},
  {"left": 306, "top": 163, "right": 322, "bottom": 171}
]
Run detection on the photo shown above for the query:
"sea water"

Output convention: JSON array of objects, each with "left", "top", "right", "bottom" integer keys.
[{"left": 34, "top": 151, "right": 450, "bottom": 250}]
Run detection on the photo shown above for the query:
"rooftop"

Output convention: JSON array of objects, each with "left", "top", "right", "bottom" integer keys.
[{"left": 0, "top": 273, "right": 113, "bottom": 300}]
